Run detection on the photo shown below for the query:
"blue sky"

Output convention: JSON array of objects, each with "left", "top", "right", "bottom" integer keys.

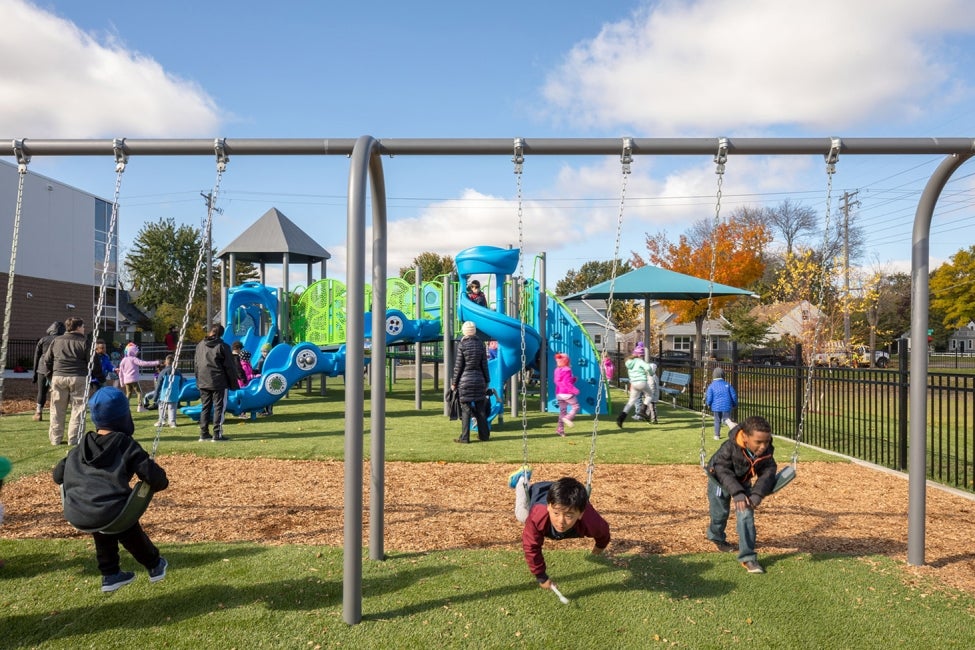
[{"left": 3, "top": 0, "right": 975, "bottom": 289}]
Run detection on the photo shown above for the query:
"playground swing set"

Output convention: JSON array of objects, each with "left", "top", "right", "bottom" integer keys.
[{"left": 1, "top": 135, "right": 965, "bottom": 625}]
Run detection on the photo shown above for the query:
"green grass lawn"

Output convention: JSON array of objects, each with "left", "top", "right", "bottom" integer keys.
[{"left": 1, "top": 380, "right": 972, "bottom": 649}]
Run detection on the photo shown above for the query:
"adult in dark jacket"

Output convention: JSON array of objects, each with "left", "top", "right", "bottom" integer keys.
[
  {"left": 53, "top": 387, "right": 169, "bottom": 592},
  {"left": 193, "top": 323, "right": 238, "bottom": 442},
  {"left": 42, "top": 318, "right": 103, "bottom": 446},
  {"left": 450, "top": 320, "right": 490, "bottom": 443},
  {"left": 31, "top": 320, "right": 65, "bottom": 421}
]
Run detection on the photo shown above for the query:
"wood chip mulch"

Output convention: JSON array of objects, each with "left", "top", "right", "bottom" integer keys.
[{"left": 3, "top": 455, "right": 975, "bottom": 598}]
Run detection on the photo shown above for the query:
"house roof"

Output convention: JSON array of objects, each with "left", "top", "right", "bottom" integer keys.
[
  {"left": 117, "top": 290, "right": 151, "bottom": 328},
  {"left": 749, "top": 300, "right": 813, "bottom": 321},
  {"left": 564, "top": 265, "right": 756, "bottom": 301},
  {"left": 217, "top": 207, "right": 330, "bottom": 264}
]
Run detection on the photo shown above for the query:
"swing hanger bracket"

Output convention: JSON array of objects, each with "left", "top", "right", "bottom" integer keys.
[
  {"left": 713, "top": 137, "right": 729, "bottom": 175},
  {"left": 12, "top": 139, "right": 30, "bottom": 173},
  {"left": 825, "top": 137, "right": 841, "bottom": 175},
  {"left": 112, "top": 138, "right": 128, "bottom": 173},
  {"left": 620, "top": 137, "right": 633, "bottom": 174},
  {"left": 214, "top": 137, "right": 230, "bottom": 172},
  {"left": 512, "top": 137, "right": 525, "bottom": 175}
]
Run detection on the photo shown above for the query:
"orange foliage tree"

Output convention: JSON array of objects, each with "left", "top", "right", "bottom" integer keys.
[{"left": 633, "top": 217, "right": 770, "bottom": 359}]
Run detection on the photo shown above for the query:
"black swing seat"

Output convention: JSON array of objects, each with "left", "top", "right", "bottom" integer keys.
[
  {"left": 703, "top": 465, "right": 796, "bottom": 495},
  {"left": 61, "top": 481, "right": 155, "bottom": 535}
]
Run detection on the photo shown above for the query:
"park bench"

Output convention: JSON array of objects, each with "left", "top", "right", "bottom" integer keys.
[{"left": 659, "top": 369, "right": 692, "bottom": 405}]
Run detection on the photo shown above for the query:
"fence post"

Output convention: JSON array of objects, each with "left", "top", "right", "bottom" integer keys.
[
  {"left": 794, "top": 343, "right": 804, "bottom": 435},
  {"left": 898, "top": 337, "right": 909, "bottom": 470}
]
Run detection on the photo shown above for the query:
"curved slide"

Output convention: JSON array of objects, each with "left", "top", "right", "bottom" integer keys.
[
  {"left": 458, "top": 299, "right": 542, "bottom": 420},
  {"left": 180, "top": 342, "right": 350, "bottom": 421}
]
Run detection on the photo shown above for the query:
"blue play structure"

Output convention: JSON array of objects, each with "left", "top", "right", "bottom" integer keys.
[
  {"left": 178, "top": 248, "right": 607, "bottom": 421},
  {"left": 179, "top": 282, "right": 353, "bottom": 420},
  {"left": 456, "top": 245, "right": 607, "bottom": 419}
]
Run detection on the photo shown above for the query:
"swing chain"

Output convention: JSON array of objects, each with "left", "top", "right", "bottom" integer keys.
[
  {"left": 699, "top": 139, "right": 729, "bottom": 466},
  {"left": 713, "top": 137, "right": 729, "bottom": 175},
  {"left": 80, "top": 151, "right": 127, "bottom": 433},
  {"left": 512, "top": 137, "right": 525, "bottom": 175},
  {"left": 620, "top": 137, "right": 633, "bottom": 175},
  {"left": 0, "top": 141, "right": 30, "bottom": 409},
  {"left": 585, "top": 140, "right": 633, "bottom": 493},
  {"left": 793, "top": 139, "right": 842, "bottom": 466},
  {"left": 513, "top": 142, "right": 530, "bottom": 473},
  {"left": 113, "top": 138, "right": 128, "bottom": 173},
  {"left": 824, "top": 137, "right": 841, "bottom": 176},
  {"left": 13, "top": 139, "right": 30, "bottom": 173},
  {"left": 215, "top": 138, "right": 229, "bottom": 172}
]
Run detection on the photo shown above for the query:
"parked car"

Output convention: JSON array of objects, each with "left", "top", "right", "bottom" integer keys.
[
  {"left": 654, "top": 350, "right": 693, "bottom": 366},
  {"left": 812, "top": 344, "right": 890, "bottom": 368},
  {"left": 743, "top": 349, "right": 796, "bottom": 366}
]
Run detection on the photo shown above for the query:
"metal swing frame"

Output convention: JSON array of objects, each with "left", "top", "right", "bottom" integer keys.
[{"left": 5, "top": 135, "right": 968, "bottom": 625}]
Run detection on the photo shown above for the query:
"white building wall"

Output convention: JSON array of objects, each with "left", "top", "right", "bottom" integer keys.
[{"left": 0, "top": 160, "right": 104, "bottom": 284}]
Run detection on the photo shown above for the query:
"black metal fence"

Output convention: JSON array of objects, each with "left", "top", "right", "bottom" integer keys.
[
  {"left": 664, "top": 346, "right": 975, "bottom": 493},
  {"left": 8, "top": 337, "right": 975, "bottom": 491}
]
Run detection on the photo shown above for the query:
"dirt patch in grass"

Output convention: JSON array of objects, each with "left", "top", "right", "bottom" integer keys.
[{"left": 3, "top": 453, "right": 974, "bottom": 598}]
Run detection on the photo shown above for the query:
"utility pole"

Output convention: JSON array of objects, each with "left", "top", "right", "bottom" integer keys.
[
  {"left": 200, "top": 191, "right": 223, "bottom": 327},
  {"left": 840, "top": 190, "right": 860, "bottom": 349}
]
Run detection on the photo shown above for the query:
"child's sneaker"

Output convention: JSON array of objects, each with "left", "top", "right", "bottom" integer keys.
[
  {"left": 149, "top": 557, "right": 168, "bottom": 583},
  {"left": 508, "top": 466, "right": 532, "bottom": 488},
  {"left": 101, "top": 571, "right": 136, "bottom": 593},
  {"left": 564, "top": 418, "right": 574, "bottom": 428},
  {"left": 741, "top": 560, "right": 766, "bottom": 574}
]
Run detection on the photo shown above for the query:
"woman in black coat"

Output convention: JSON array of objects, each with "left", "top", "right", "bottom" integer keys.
[{"left": 450, "top": 321, "right": 490, "bottom": 443}]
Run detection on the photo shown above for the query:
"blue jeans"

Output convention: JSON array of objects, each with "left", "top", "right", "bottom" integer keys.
[
  {"left": 712, "top": 411, "right": 730, "bottom": 437},
  {"left": 706, "top": 478, "right": 757, "bottom": 563}
]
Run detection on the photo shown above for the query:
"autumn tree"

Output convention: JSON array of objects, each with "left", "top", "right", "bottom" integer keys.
[
  {"left": 555, "top": 259, "right": 640, "bottom": 332},
  {"left": 635, "top": 215, "right": 770, "bottom": 360},
  {"left": 399, "top": 252, "right": 455, "bottom": 283},
  {"left": 930, "top": 246, "right": 975, "bottom": 330}
]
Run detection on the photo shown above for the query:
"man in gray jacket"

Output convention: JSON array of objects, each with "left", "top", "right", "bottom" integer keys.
[
  {"left": 43, "top": 318, "right": 103, "bottom": 445},
  {"left": 193, "top": 324, "right": 238, "bottom": 442}
]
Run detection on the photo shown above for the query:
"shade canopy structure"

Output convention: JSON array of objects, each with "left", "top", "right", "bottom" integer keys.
[
  {"left": 564, "top": 265, "right": 756, "bottom": 302},
  {"left": 564, "top": 265, "right": 756, "bottom": 358}
]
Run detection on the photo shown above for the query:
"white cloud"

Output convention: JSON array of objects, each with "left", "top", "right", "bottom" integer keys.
[
  {"left": 0, "top": 0, "right": 221, "bottom": 137},
  {"left": 543, "top": 0, "right": 975, "bottom": 133}
]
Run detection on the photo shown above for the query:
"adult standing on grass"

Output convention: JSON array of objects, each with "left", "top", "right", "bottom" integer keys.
[
  {"left": 42, "top": 318, "right": 103, "bottom": 446},
  {"left": 31, "top": 320, "right": 65, "bottom": 422},
  {"left": 450, "top": 320, "right": 490, "bottom": 443},
  {"left": 193, "top": 324, "right": 238, "bottom": 442}
]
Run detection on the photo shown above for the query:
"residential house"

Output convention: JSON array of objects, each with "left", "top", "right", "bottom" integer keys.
[{"left": 948, "top": 321, "right": 975, "bottom": 354}]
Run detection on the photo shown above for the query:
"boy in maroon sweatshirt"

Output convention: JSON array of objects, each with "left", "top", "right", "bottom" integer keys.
[{"left": 509, "top": 471, "right": 610, "bottom": 593}]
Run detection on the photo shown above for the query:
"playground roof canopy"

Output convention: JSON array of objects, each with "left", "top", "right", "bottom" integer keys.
[
  {"left": 217, "top": 207, "right": 331, "bottom": 264},
  {"left": 563, "top": 265, "right": 756, "bottom": 302}
]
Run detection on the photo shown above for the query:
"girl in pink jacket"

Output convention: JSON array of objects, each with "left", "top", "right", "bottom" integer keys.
[
  {"left": 553, "top": 353, "right": 581, "bottom": 437},
  {"left": 117, "top": 343, "right": 159, "bottom": 412}
]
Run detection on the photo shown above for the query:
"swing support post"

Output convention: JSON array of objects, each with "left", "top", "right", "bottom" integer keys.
[
  {"left": 6, "top": 135, "right": 975, "bottom": 618},
  {"left": 907, "top": 151, "right": 973, "bottom": 566}
]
